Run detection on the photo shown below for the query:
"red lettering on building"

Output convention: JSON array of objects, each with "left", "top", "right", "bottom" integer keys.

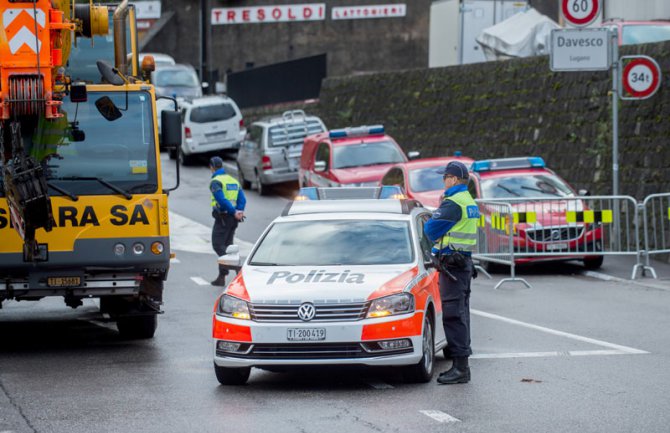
[
  {"left": 319, "top": 6, "right": 324, "bottom": 18},
  {"left": 272, "top": 7, "right": 281, "bottom": 20},
  {"left": 257, "top": 8, "right": 265, "bottom": 21},
  {"left": 304, "top": 7, "right": 313, "bottom": 19},
  {"left": 213, "top": 10, "right": 222, "bottom": 23},
  {"left": 242, "top": 10, "right": 250, "bottom": 21},
  {"left": 288, "top": 7, "right": 296, "bottom": 19},
  {"left": 227, "top": 10, "right": 236, "bottom": 22}
]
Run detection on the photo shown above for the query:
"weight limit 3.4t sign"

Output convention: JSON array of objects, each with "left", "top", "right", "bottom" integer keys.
[
  {"left": 620, "top": 56, "right": 662, "bottom": 100},
  {"left": 561, "top": 0, "right": 600, "bottom": 27}
]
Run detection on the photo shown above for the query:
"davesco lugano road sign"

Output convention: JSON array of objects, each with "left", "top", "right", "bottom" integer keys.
[
  {"left": 620, "top": 55, "right": 662, "bottom": 100},
  {"left": 561, "top": 0, "right": 601, "bottom": 27},
  {"left": 550, "top": 28, "right": 611, "bottom": 71}
]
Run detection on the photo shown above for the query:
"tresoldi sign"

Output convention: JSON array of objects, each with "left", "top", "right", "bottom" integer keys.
[
  {"left": 211, "top": 3, "right": 326, "bottom": 25},
  {"left": 550, "top": 28, "right": 611, "bottom": 71}
]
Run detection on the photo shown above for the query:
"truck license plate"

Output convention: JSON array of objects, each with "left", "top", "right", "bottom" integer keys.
[
  {"left": 47, "top": 277, "right": 81, "bottom": 287},
  {"left": 287, "top": 328, "right": 326, "bottom": 341}
]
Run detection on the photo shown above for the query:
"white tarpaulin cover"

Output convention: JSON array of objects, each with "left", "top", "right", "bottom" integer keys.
[{"left": 476, "top": 7, "right": 560, "bottom": 61}]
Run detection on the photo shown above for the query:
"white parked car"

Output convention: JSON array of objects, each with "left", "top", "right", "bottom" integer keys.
[
  {"left": 170, "top": 96, "right": 245, "bottom": 165},
  {"left": 212, "top": 187, "right": 447, "bottom": 385}
]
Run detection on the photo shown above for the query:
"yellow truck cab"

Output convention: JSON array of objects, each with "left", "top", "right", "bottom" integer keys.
[{"left": 0, "top": 1, "right": 182, "bottom": 339}]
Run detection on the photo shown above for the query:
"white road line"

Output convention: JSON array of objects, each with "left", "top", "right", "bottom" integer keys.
[
  {"left": 420, "top": 410, "right": 460, "bottom": 423},
  {"left": 169, "top": 211, "right": 254, "bottom": 256},
  {"left": 472, "top": 309, "right": 649, "bottom": 355},
  {"left": 365, "top": 380, "right": 394, "bottom": 389},
  {"left": 170, "top": 258, "right": 180, "bottom": 263},
  {"left": 471, "top": 349, "right": 631, "bottom": 359},
  {"left": 190, "top": 277, "right": 210, "bottom": 286}
]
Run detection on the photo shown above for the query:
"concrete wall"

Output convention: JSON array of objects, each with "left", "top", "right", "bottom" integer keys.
[
  {"left": 244, "top": 41, "right": 670, "bottom": 200},
  {"left": 144, "top": 0, "right": 431, "bottom": 78}
]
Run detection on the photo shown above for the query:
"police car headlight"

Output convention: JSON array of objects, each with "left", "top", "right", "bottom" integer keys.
[
  {"left": 367, "top": 293, "right": 414, "bottom": 318},
  {"left": 218, "top": 295, "right": 251, "bottom": 320}
]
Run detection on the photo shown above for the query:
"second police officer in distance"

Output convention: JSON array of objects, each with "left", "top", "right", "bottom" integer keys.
[
  {"left": 424, "top": 161, "right": 479, "bottom": 384},
  {"left": 209, "top": 156, "right": 246, "bottom": 287}
]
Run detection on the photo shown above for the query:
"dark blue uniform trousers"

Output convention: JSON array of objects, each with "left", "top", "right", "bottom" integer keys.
[
  {"left": 212, "top": 211, "right": 238, "bottom": 276},
  {"left": 439, "top": 256, "right": 473, "bottom": 358}
]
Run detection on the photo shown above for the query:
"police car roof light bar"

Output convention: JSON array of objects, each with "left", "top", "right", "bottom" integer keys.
[
  {"left": 471, "top": 156, "right": 545, "bottom": 172},
  {"left": 328, "top": 125, "right": 385, "bottom": 139}
]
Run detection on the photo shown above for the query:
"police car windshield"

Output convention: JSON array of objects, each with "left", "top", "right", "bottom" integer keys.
[
  {"left": 40, "top": 91, "right": 157, "bottom": 196},
  {"left": 333, "top": 141, "right": 405, "bottom": 169},
  {"left": 481, "top": 174, "right": 575, "bottom": 199},
  {"left": 250, "top": 220, "right": 414, "bottom": 266},
  {"left": 409, "top": 167, "right": 444, "bottom": 192}
]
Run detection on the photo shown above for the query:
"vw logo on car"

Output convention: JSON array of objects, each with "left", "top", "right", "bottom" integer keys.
[{"left": 297, "top": 303, "right": 316, "bottom": 321}]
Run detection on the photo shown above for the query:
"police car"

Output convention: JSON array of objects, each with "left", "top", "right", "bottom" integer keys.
[
  {"left": 468, "top": 157, "right": 604, "bottom": 270},
  {"left": 212, "top": 187, "right": 446, "bottom": 385}
]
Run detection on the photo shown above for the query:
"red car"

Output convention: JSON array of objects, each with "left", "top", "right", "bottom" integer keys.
[
  {"left": 379, "top": 155, "right": 474, "bottom": 209},
  {"left": 468, "top": 157, "right": 604, "bottom": 270},
  {"left": 299, "top": 125, "right": 418, "bottom": 188}
]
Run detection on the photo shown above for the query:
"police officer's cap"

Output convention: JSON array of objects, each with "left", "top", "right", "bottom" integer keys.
[
  {"left": 209, "top": 156, "right": 224, "bottom": 169},
  {"left": 436, "top": 161, "right": 469, "bottom": 180}
]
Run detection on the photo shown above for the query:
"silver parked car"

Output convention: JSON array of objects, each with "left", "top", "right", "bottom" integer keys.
[{"left": 236, "top": 110, "right": 326, "bottom": 195}]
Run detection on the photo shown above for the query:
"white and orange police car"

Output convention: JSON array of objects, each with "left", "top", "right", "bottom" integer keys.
[{"left": 212, "top": 187, "right": 447, "bottom": 385}]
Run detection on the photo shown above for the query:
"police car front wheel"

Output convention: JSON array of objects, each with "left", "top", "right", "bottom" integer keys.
[
  {"left": 403, "top": 314, "right": 434, "bottom": 383},
  {"left": 214, "top": 364, "right": 251, "bottom": 385}
]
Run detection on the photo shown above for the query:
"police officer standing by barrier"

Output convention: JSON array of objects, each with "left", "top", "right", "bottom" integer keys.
[
  {"left": 209, "top": 156, "right": 246, "bottom": 286},
  {"left": 424, "top": 161, "right": 479, "bottom": 384}
]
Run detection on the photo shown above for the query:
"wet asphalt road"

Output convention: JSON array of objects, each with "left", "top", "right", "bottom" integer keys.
[{"left": 1, "top": 153, "right": 669, "bottom": 433}]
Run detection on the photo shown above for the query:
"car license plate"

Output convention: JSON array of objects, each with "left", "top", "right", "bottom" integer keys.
[
  {"left": 545, "top": 243, "right": 569, "bottom": 251},
  {"left": 47, "top": 276, "right": 81, "bottom": 287},
  {"left": 287, "top": 328, "right": 326, "bottom": 341}
]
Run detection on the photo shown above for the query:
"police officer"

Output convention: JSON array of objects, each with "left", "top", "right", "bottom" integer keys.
[
  {"left": 209, "top": 156, "right": 246, "bottom": 286},
  {"left": 424, "top": 161, "right": 479, "bottom": 384}
]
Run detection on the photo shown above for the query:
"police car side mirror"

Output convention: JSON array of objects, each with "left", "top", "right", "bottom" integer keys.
[
  {"left": 218, "top": 244, "right": 241, "bottom": 269},
  {"left": 314, "top": 161, "right": 327, "bottom": 172}
]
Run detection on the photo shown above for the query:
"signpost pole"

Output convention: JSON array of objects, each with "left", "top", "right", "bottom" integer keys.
[
  {"left": 611, "top": 29, "right": 619, "bottom": 197},
  {"left": 610, "top": 29, "right": 621, "bottom": 248}
]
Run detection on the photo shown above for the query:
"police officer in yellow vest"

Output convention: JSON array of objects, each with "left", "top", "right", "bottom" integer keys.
[
  {"left": 209, "top": 156, "right": 246, "bottom": 286},
  {"left": 424, "top": 161, "right": 479, "bottom": 384}
]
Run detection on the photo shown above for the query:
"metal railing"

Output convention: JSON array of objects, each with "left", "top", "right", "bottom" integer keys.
[
  {"left": 638, "top": 193, "right": 670, "bottom": 279},
  {"left": 474, "top": 195, "right": 643, "bottom": 287}
]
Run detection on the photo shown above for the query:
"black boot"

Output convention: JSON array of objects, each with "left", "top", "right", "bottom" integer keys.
[
  {"left": 211, "top": 266, "right": 228, "bottom": 287},
  {"left": 437, "top": 357, "right": 470, "bottom": 384}
]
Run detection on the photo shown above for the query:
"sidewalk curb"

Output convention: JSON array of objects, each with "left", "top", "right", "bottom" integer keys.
[{"left": 580, "top": 270, "right": 670, "bottom": 291}]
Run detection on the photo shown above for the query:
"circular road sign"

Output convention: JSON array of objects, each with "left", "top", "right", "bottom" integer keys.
[
  {"left": 561, "top": 0, "right": 601, "bottom": 27},
  {"left": 621, "top": 56, "right": 662, "bottom": 100}
]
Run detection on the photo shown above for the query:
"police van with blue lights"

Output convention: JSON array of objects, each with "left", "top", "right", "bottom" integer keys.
[
  {"left": 299, "top": 125, "right": 419, "bottom": 189},
  {"left": 467, "top": 156, "right": 604, "bottom": 270},
  {"left": 211, "top": 187, "right": 447, "bottom": 385}
]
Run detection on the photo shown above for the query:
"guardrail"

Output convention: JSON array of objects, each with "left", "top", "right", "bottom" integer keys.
[
  {"left": 638, "top": 193, "right": 670, "bottom": 279},
  {"left": 474, "top": 195, "right": 644, "bottom": 288}
]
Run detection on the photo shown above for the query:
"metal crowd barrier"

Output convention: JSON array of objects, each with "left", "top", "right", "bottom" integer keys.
[
  {"left": 474, "top": 195, "right": 641, "bottom": 288},
  {"left": 638, "top": 193, "right": 670, "bottom": 279}
]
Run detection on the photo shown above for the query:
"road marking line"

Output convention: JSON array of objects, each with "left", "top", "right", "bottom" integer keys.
[
  {"left": 582, "top": 270, "right": 670, "bottom": 291},
  {"left": 472, "top": 349, "right": 632, "bottom": 359},
  {"left": 170, "top": 258, "right": 180, "bottom": 263},
  {"left": 365, "top": 380, "right": 394, "bottom": 389},
  {"left": 472, "top": 309, "right": 648, "bottom": 355},
  {"left": 420, "top": 410, "right": 460, "bottom": 423},
  {"left": 190, "top": 277, "right": 210, "bottom": 286}
]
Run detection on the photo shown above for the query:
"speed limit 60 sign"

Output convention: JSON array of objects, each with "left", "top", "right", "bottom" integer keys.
[
  {"left": 561, "top": 0, "right": 601, "bottom": 27},
  {"left": 620, "top": 55, "right": 662, "bottom": 100}
]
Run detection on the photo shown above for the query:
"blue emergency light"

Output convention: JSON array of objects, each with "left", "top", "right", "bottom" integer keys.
[
  {"left": 471, "top": 157, "right": 546, "bottom": 172},
  {"left": 328, "top": 125, "right": 384, "bottom": 139}
]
